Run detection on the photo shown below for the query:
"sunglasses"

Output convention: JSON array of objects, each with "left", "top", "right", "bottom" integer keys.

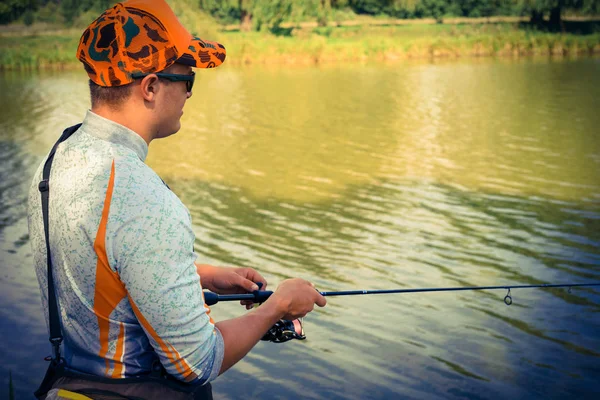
[{"left": 131, "top": 72, "right": 195, "bottom": 93}]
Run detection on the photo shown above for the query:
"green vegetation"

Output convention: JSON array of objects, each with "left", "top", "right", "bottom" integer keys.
[
  {"left": 2, "top": 0, "right": 599, "bottom": 29},
  {"left": 198, "top": 0, "right": 599, "bottom": 29},
  {"left": 222, "top": 23, "right": 600, "bottom": 64},
  {"left": 0, "top": 0, "right": 599, "bottom": 69},
  {"left": 0, "top": 33, "right": 80, "bottom": 69},
  {"left": 0, "top": 0, "right": 113, "bottom": 25}
]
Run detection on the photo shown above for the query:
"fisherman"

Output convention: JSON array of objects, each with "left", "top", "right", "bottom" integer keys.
[{"left": 27, "top": 1, "right": 326, "bottom": 398}]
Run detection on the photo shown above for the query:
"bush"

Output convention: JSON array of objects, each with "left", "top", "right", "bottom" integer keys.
[
  {"left": 37, "top": 2, "right": 61, "bottom": 24},
  {"left": 61, "top": 0, "right": 79, "bottom": 25},
  {"left": 23, "top": 10, "right": 34, "bottom": 26}
]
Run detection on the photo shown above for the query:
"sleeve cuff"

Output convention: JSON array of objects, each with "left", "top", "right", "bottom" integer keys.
[{"left": 206, "top": 326, "right": 224, "bottom": 383}]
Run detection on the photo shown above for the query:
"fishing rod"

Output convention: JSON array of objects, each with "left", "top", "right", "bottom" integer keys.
[
  {"left": 203, "top": 282, "right": 600, "bottom": 307},
  {"left": 206, "top": 282, "right": 600, "bottom": 343}
]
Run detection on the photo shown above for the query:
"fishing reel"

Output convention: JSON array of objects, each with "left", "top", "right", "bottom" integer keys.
[{"left": 261, "top": 318, "right": 306, "bottom": 343}]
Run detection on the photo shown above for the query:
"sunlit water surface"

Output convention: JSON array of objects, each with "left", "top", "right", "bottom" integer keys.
[{"left": 1, "top": 57, "right": 599, "bottom": 399}]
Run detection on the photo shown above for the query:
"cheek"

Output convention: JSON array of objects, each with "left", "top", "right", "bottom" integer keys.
[
  {"left": 165, "top": 93, "right": 181, "bottom": 112},
  {"left": 179, "top": 95, "right": 188, "bottom": 109}
]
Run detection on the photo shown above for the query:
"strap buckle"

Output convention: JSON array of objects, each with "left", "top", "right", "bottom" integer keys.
[
  {"left": 50, "top": 337, "right": 62, "bottom": 362},
  {"left": 38, "top": 179, "right": 49, "bottom": 192}
]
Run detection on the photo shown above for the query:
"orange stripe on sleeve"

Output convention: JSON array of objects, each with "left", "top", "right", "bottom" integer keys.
[
  {"left": 92, "top": 160, "right": 128, "bottom": 376},
  {"left": 127, "top": 295, "right": 199, "bottom": 382},
  {"left": 112, "top": 322, "right": 126, "bottom": 378}
]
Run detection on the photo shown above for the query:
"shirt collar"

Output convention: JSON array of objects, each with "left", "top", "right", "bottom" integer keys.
[{"left": 80, "top": 110, "right": 148, "bottom": 162}]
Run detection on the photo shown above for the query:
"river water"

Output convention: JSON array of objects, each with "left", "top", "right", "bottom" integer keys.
[{"left": 0, "top": 57, "right": 599, "bottom": 399}]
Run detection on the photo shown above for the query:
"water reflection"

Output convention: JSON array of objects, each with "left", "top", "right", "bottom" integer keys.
[
  {"left": 172, "top": 171, "right": 600, "bottom": 398},
  {"left": 0, "top": 72, "right": 40, "bottom": 233},
  {"left": 0, "top": 58, "right": 599, "bottom": 399},
  {"left": 150, "top": 58, "right": 600, "bottom": 203}
]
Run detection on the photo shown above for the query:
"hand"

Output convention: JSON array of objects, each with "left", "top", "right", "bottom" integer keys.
[
  {"left": 269, "top": 278, "right": 327, "bottom": 320},
  {"left": 196, "top": 264, "right": 267, "bottom": 309}
]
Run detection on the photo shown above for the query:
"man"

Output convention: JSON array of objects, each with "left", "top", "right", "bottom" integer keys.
[{"left": 27, "top": 0, "right": 326, "bottom": 398}]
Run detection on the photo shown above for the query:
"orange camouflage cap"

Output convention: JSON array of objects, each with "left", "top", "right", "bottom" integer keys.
[{"left": 77, "top": 0, "right": 226, "bottom": 87}]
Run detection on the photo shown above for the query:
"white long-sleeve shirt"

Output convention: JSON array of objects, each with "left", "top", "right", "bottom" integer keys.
[{"left": 27, "top": 110, "right": 223, "bottom": 385}]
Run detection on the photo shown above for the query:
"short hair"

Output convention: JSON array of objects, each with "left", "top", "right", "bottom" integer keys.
[{"left": 89, "top": 80, "right": 133, "bottom": 109}]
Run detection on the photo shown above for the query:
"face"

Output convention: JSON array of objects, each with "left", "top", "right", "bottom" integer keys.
[{"left": 154, "top": 63, "right": 193, "bottom": 139}]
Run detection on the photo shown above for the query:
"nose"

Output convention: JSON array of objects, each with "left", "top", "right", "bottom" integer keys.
[{"left": 186, "top": 90, "right": 192, "bottom": 99}]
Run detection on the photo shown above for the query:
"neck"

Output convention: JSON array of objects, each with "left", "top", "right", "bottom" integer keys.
[{"left": 91, "top": 105, "right": 155, "bottom": 145}]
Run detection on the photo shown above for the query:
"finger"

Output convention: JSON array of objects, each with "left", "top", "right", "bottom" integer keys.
[
  {"left": 284, "top": 312, "right": 306, "bottom": 320},
  {"left": 239, "top": 268, "right": 269, "bottom": 292},
  {"left": 247, "top": 269, "right": 268, "bottom": 291},
  {"left": 241, "top": 300, "right": 255, "bottom": 309},
  {"left": 234, "top": 274, "right": 260, "bottom": 293},
  {"left": 315, "top": 294, "right": 327, "bottom": 307},
  {"left": 241, "top": 301, "right": 254, "bottom": 310}
]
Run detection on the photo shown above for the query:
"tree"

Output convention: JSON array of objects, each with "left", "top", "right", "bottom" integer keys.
[
  {"left": 36, "top": 1, "right": 62, "bottom": 23},
  {"left": 383, "top": 0, "right": 419, "bottom": 18},
  {"left": 251, "top": 0, "right": 292, "bottom": 31},
  {"left": 0, "top": 0, "right": 40, "bottom": 25},
  {"left": 347, "top": 0, "right": 386, "bottom": 14},
  {"left": 415, "top": 0, "right": 448, "bottom": 22},
  {"left": 240, "top": 0, "right": 252, "bottom": 31},
  {"left": 196, "top": 0, "right": 599, "bottom": 28},
  {"left": 200, "top": 0, "right": 333, "bottom": 33},
  {"left": 455, "top": 0, "right": 501, "bottom": 17},
  {"left": 317, "top": 0, "right": 332, "bottom": 26},
  {"left": 61, "top": 0, "right": 81, "bottom": 25},
  {"left": 23, "top": 9, "right": 34, "bottom": 25},
  {"left": 516, "top": 0, "right": 599, "bottom": 30},
  {"left": 199, "top": 0, "right": 241, "bottom": 25}
]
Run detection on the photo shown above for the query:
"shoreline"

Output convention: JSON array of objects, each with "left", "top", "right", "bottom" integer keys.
[
  {"left": 222, "top": 15, "right": 600, "bottom": 31},
  {"left": 2, "top": 47, "right": 598, "bottom": 70},
  {"left": 2, "top": 23, "right": 599, "bottom": 70}
]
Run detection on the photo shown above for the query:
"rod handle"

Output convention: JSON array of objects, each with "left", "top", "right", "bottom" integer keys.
[
  {"left": 252, "top": 282, "right": 274, "bottom": 303},
  {"left": 253, "top": 290, "right": 274, "bottom": 303},
  {"left": 202, "top": 289, "right": 275, "bottom": 306},
  {"left": 203, "top": 291, "right": 219, "bottom": 306}
]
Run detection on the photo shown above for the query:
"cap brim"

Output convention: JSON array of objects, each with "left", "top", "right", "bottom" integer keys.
[{"left": 176, "top": 37, "right": 226, "bottom": 69}]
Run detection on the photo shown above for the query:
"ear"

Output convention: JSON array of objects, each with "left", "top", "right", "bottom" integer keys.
[{"left": 139, "top": 74, "right": 160, "bottom": 102}]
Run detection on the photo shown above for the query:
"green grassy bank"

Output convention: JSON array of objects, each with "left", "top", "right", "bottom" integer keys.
[
  {"left": 223, "top": 23, "right": 600, "bottom": 65},
  {"left": 1, "top": 21, "right": 599, "bottom": 70},
  {"left": 0, "top": 33, "right": 80, "bottom": 70}
]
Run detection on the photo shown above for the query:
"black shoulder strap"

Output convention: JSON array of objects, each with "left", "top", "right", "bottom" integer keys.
[{"left": 38, "top": 123, "right": 81, "bottom": 364}]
